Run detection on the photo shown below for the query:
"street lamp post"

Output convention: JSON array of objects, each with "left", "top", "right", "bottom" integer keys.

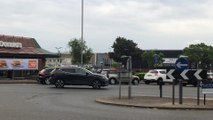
[
  {"left": 80, "top": 0, "right": 84, "bottom": 66},
  {"left": 55, "top": 47, "right": 62, "bottom": 66}
]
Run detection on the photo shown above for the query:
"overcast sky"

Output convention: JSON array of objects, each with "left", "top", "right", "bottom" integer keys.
[{"left": 0, "top": 0, "right": 213, "bottom": 53}]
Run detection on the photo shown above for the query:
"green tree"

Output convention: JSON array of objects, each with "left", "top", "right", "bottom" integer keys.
[
  {"left": 68, "top": 38, "right": 93, "bottom": 65},
  {"left": 183, "top": 43, "right": 213, "bottom": 69},
  {"left": 111, "top": 37, "right": 142, "bottom": 64},
  {"left": 142, "top": 51, "right": 164, "bottom": 68}
]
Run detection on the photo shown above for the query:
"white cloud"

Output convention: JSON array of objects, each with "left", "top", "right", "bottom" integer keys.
[{"left": 0, "top": 0, "right": 212, "bottom": 52}]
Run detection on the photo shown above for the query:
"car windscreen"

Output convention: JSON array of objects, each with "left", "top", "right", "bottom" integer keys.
[
  {"left": 80, "top": 68, "right": 93, "bottom": 74},
  {"left": 149, "top": 70, "right": 158, "bottom": 74},
  {"left": 159, "top": 71, "right": 166, "bottom": 74}
]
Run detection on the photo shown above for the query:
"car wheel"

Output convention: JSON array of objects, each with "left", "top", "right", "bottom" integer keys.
[
  {"left": 109, "top": 78, "right": 117, "bottom": 85},
  {"left": 40, "top": 80, "right": 45, "bottom": 84},
  {"left": 45, "top": 78, "right": 51, "bottom": 85},
  {"left": 144, "top": 81, "right": 150, "bottom": 84},
  {"left": 193, "top": 83, "right": 197, "bottom": 87},
  {"left": 157, "top": 78, "right": 164, "bottom": 85},
  {"left": 55, "top": 79, "right": 64, "bottom": 88},
  {"left": 132, "top": 79, "right": 139, "bottom": 85},
  {"left": 92, "top": 80, "right": 101, "bottom": 89}
]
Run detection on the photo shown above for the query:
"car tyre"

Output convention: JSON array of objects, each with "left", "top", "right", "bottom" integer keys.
[
  {"left": 193, "top": 83, "right": 197, "bottom": 87},
  {"left": 144, "top": 80, "right": 150, "bottom": 84},
  {"left": 132, "top": 79, "right": 139, "bottom": 85},
  {"left": 40, "top": 80, "right": 45, "bottom": 84},
  {"left": 92, "top": 80, "right": 101, "bottom": 89},
  {"left": 109, "top": 78, "right": 117, "bottom": 85},
  {"left": 45, "top": 78, "right": 51, "bottom": 85},
  {"left": 157, "top": 78, "right": 164, "bottom": 85},
  {"left": 55, "top": 79, "right": 65, "bottom": 88}
]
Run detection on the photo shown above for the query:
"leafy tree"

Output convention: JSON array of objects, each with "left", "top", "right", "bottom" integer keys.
[
  {"left": 183, "top": 43, "right": 213, "bottom": 69},
  {"left": 142, "top": 51, "right": 164, "bottom": 68},
  {"left": 68, "top": 38, "right": 93, "bottom": 65},
  {"left": 111, "top": 37, "right": 143, "bottom": 67},
  {"left": 154, "top": 52, "right": 165, "bottom": 68}
]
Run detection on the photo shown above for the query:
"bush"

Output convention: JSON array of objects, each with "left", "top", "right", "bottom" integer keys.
[{"left": 135, "top": 72, "right": 146, "bottom": 80}]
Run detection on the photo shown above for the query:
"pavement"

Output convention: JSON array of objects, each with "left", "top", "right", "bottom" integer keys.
[
  {"left": 96, "top": 96, "right": 213, "bottom": 110},
  {"left": 0, "top": 79, "right": 37, "bottom": 84}
]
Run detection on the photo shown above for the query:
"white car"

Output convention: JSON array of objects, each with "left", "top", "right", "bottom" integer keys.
[
  {"left": 207, "top": 72, "right": 213, "bottom": 80},
  {"left": 101, "top": 69, "right": 140, "bottom": 85},
  {"left": 144, "top": 69, "right": 173, "bottom": 85}
]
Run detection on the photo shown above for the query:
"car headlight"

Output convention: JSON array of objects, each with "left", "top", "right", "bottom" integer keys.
[{"left": 101, "top": 75, "right": 108, "bottom": 80}]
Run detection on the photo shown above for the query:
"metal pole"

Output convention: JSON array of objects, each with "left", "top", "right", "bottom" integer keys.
[
  {"left": 119, "top": 71, "right": 121, "bottom": 99},
  {"left": 204, "top": 94, "right": 206, "bottom": 105},
  {"left": 159, "top": 83, "right": 162, "bottom": 98},
  {"left": 80, "top": 0, "right": 84, "bottom": 66},
  {"left": 172, "top": 79, "right": 176, "bottom": 105},
  {"left": 179, "top": 79, "right": 183, "bottom": 104},
  {"left": 197, "top": 80, "right": 200, "bottom": 105},
  {"left": 55, "top": 47, "right": 62, "bottom": 66},
  {"left": 128, "top": 56, "right": 132, "bottom": 99}
]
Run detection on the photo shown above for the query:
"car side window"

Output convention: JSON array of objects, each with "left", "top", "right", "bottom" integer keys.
[
  {"left": 76, "top": 68, "right": 87, "bottom": 75},
  {"left": 62, "top": 68, "right": 76, "bottom": 73}
]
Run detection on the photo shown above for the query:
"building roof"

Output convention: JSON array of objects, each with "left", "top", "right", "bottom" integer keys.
[
  {"left": 0, "top": 34, "right": 58, "bottom": 58},
  {"left": 144, "top": 49, "right": 183, "bottom": 58}
]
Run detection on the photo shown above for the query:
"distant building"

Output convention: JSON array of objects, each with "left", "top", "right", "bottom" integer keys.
[
  {"left": 154, "top": 50, "right": 183, "bottom": 68},
  {"left": 46, "top": 52, "right": 72, "bottom": 67},
  {"left": 90, "top": 53, "right": 112, "bottom": 68}
]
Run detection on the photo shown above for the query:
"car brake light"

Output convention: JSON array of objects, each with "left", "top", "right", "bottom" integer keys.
[{"left": 39, "top": 72, "right": 45, "bottom": 76}]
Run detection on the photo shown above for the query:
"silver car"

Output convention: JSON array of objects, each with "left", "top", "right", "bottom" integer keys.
[{"left": 101, "top": 69, "right": 140, "bottom": 85}]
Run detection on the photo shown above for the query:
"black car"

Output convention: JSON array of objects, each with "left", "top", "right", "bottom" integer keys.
[
  {"left": 49, "top": 67, "right": 108, "bottom": 89},
  {"left": 37, "top": 68, "right": 54, "bottom": 84}
]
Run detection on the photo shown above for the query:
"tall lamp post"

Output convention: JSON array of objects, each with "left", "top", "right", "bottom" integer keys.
[
  {"left": 80, "top": 0, "right": 84, "bottom": 66},
  {"left": 55, "top": 47, "right": 62, "bottom": 66}
]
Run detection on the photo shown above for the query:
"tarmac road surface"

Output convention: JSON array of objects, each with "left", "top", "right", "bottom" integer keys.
[{"left": 0, "top": 84, "right": 213, "bottom": 120}]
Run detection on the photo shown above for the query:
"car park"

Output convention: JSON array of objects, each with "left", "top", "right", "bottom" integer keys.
[
  {"left": 49, "top": 67, "right": 108, "bottom": 89},
  {"left": 101, "top": 69, "right": 141, "bottom": 85},
  {"left": 144, "top": 69, "right": 173, "bottom": 85},
  {"left": 37, "top": 68, "right": 54, "bottom": 84}
]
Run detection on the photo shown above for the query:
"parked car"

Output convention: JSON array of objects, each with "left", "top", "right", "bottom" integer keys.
[
  {"left": 101, "top": 69, "right": 141, "bottom": 85},
  {"left": 207, "top": 72, "right": 213, "bottom": 80},
  {"left": 144, "top": 69, "right": 173, "bottom": 85},
  {"left": 49, "top": 67, "right": 108, "bottom": 89},
  {"left": 37, "top": 68, "right": 54, "bottom": 84}
]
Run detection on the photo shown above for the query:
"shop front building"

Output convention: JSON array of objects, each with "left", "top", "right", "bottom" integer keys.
[{"left": 0, "top": 34, "right": 58, "bottom": 80}]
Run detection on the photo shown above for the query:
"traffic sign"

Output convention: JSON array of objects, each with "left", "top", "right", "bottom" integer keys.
[
  {"left": 153, "top": 55, "right": 158, "bottom": 64},
  {"left": 167, "top": 69, "right": 207, "bottom": 80},
  {"left": 202, "top": 80, "right": 213, "bottom": 94},
  {"left": 175, "top": 58, "right": 189, "bottom": 70}
]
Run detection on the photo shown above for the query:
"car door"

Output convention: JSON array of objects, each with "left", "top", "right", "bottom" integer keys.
[
  {"left": 74, "top": 68, "right": 90, "bottom": 85},
  {"left": 61, "top": 68, "right": 76, "bottom": 84}
]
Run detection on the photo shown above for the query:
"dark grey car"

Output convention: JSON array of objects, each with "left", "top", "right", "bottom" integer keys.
[{"left": 49, "top": 67, "right": 108, "bottom": 89}]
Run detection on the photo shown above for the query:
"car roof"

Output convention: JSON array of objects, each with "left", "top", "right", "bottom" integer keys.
[{"left": 149, "top": 69, "right": 166, "bottom": 71}]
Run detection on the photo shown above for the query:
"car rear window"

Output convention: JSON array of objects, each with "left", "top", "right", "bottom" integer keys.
[
  {"left": 149, "top": 70, "right": 158, "bottom": 74},
  {"left": 45, "top": 68, "right": 54, "bottom": 73}
]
